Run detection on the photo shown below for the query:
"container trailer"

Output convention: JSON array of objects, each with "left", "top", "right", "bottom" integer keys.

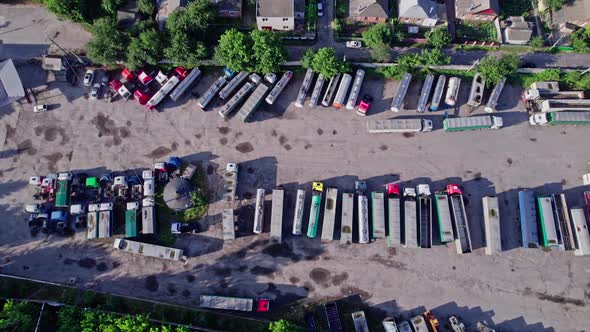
[
  {"left": 367, "top": 119, "right": 433, "bottom": 133},
  {"left": 346, "top": 69, "right": 365, "bottom": 110},
  {"left": 307, "top": 182, "right": 324, "bottom": 238},
  {"left": 372, "top": 192, "right": 386, "bottom": 239},
  {"left": 443, "top": 116, "right": 503, "bottom": 131},
  {"left": 270, "top": 188, "right": 284, "bottom": 243},
  {"left": 295, "top": 69, "right": 315, "bottom": 108},
  {"left": 447, "top": 184, "right": 472, "bottom": 254},
  {"left": 321, "top": 187, "right": 338, "bottom": 242}
]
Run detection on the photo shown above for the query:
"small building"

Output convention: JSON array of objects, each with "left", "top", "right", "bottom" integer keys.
[
  {"left": 455, "top": 0, "right": 499, "bottom": 22},
  {"left": 398, "top": 0, "right": 445, "bottom": 27},
  {"left": 0, "top": 59, "right": 25, "bottom": 108},
  {"left": 256, "top": 0, "right": 295, "bottom": 31},
  {"left": 503, "top": 16, "right": 533, "bottom": 44},
  {"left": 211, "top": 0, "right": 242, "bottom": 18},
  {"left": 348, "top": 0, "right": 390, "bottom": 23},
  {"left": 42, "top": 56, "right": 63, "bottom": 71}
]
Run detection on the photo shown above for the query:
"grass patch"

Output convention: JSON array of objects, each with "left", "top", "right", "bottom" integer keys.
[
  {"left": 499, "top": 0, "right": 532, "bottom": 19},
  {"left": 456, "top": 22, "right": 498, "bottom": 42}
]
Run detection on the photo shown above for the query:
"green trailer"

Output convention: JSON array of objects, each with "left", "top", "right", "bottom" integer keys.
[
  {"left": 443, "top": 115, "right": 503, "bottom": 132},
  {"left": 548, "top": 111, "right": 590, "bottom": 125},
  {"left": 307, "top": 182, "right": 324, "bottom": 238},
  {"left": 125, "top": 209, "right": 138, "bottom": 237},
  {"left": 55, "top": 179, "right": 69, "bottom": 207}
]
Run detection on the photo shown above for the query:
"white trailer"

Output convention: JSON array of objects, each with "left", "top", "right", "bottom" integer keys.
[
  {"left": 529, "top": 111, "right": 590, "bottom": 126},
  {"left": 367, "top": 119, "right": 433, "bottom": 133},
  {"left": 553, "top": 193, "right": 574, "bottom": 250},
  {"left": 87, "top": 204, "right": 99, "bottom": 240},
  {"left": 218, "top": 82, "right": 254, "bottom": 118},
  {"left": 430, "top": 74, "right": 446, "bottom": 111},
  {"left": 382, "top": 317, "right": 399, "bottom": 332},
  {"left": 270, "top": 189, "right": 284, "bottom": 243},
  {"left": 356, "top": 181, "right": 370, "bottom": 244},
  {"left": 219, "top": 71, "right": 248, "bottom": 99},
  {"left": 146, "top": 75, "right": 180, "bottom": 110},
  {"left": 98, "top": 203, "right": 113, "bottom": 238},
  {"left": 417, "top": 73, "right": 434, "bottom": 113},
  {"left": 352, "top": 311, "right": 369, "bottom": 332},
  {"left": 294, "top": 69, "right": 315, "bottom": 108},
  {"left": 540, "top": 99, "right": 590, "bottom": 112},
  {"left": 482, "top": 196, "right": 501, "bottom": 255},
  {"left": 410, "top": 316, "right": 429, "bottom": 332},
  {"left": 253, "top": 188, "right": 265, "bottom": 234},
  {"left": 571, "top": 208, "right": 590, "bottom": 256},
  {"left": 236, "top": 83, "right": 270, "bottom": 123},
  {"left": 443, "top": 115, "right": 503, "bottom": 131},
  {"left": 321, "top": 187, "right": 338, "bottom": 242},
  {"left": 341, "top": 192, "right": 354, "bottom": 245},
  {"left": 222, "top": 209, "right": 235, "bottom": 240},
  {"left": 346, "top": 69, "right": 366, "bottom": 110},
  {"left": 198, "top": 76, "right": 227, "bottom": 109},
  {"left": 114, "top": 239, "right": 186, "bottom": 262},
  {"left": 390, "top": 73, "right": 412, "bottom": 112},
  {"left": 292, "top": 189, "right": 305, "bottom": 235},
  {"left": 371, "top": 192, "right": 386, "bottom": 239},
  {"left": 321, "top": 74, "right": 341, "bottom": 107},
  {"left": 199, "top": 295, "right": 253, "bottom": 312},
  {"left": 445, "top": 77, "right": 461, "bottom": 106},
  {"left": 484, "top": 77, "right": 506, "bottom": 113},
  {"left": 404, "top": 188, "right": 418, "bottom": 248},
  {"left": 309, "top": 74, "right": 325, "bottom": 107},
  {"left": 387, "top": 195, "right": 402, "bottom": 247},
  {"left": 142, "top": 198, "right": 155, "bottom": 235},
  {"left": 467, "top": 73, "right": 485, "bottom": 107},
  {"left": 332, "top": 73, "right": 352, "bottom": 108},
  {"left": 266, "top": 71, "right": 293, "bottom": 105},
  {"left": 169, "top": 68, "right": 201, "bottom": 102}
]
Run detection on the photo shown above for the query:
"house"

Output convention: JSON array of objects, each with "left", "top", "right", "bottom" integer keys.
[
  {"left": 398, "top": 0, "right": 445, "bottom": 27},
  {"left": 256, "top": 0, "right": 295, "bottom": 31},
  {"left": 455, "top": 0, "right": 499, "bottom": 22},
  {"left": 211, "top": 0, "right": 242, "bottom": 18},
  {"left": 0, "top": 59, "right": 25, "bottom": 108},
  {"left": 348, "top": 0, "right": 389, "bottom": 23},
  {"left": 502, "top": 16, "right": 532, "bottom": 44},
  {"left": 551, "top": 0, "right": 590, "bottom": 29}
]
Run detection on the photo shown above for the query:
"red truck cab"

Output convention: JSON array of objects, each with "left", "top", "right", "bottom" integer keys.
[
  {"left": 446, "top": 184, "right": 462, "bottom": 195},
  {"left": 256, "top": 299, "right": 270, "bottom": 312},
  {"left": 134, "top": 89, "right": 152, "bottom": 105},
  {"left": 137, "top": 70, "right": 154, "bottom": 86},
  {"left": 357, "top": 94, "right": 373, "bottom": 116},
  {"left": 175, "top": 66, "right": 188, "bottom": 80},
  {"left": 386, "top": 183, "right": 400, "bottom": 196}
]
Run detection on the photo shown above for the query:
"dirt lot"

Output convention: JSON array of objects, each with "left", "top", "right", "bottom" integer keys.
[{"left": 1, "top": 64, "right": 589, "bottom": 331}]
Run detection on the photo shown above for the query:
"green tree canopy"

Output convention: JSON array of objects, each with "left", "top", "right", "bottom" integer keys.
[
  {"left": 362, "top": 23, "right": 392, "bottom": 49},
  {"left": 101, "top": 0, "right": 124, "bottom": 16},
  {"left": 301, "top": 49, "right": 316, "bottom": 69},
  {"left": 86, "top": 17, "right": 128, "bottom": 65},
  {"left": 251, "top": 30, "right": 288, "bottom": 74},
  {"left": 127, "top": 28, "right": 163, "bottom": 70},
  {"left": 268, "top": 319, "right": 304, "bottom": 332},
  {"left": 543, "top": 0, "right": 564, "bottom": 10},
  {"left": 571, "top": 26, "right": 590, "bottom": 52},
  {"left": 310, "top": 47, "right": 349, "bottom": 78},
  {"left": 529, "top": 35, "right": 544, "bottom": 48},
  {"left": 214, "top": 29, "right": 254, "bottom": 72},
  {"left": 0, "top": 300, "right": 37, "bottom": 332},
  {"left": 425, "top": 26, "right": 452, "bottom": 48},
  {"left": 45, "top": 0, "right": 104, "bottom": 22},
  {"left": 165, "top": 32, "right": 207, "bottom": 68},
  {"left": 477, "top": 54, "right": 521, "bottom": 87},
  {"left": 370, "top": 42, "right": 391, "bottom": 62},
  {"left": 331, "top": 19, "right": 342, "bottom": 32},
  {"left": 137, "top": 0, "right": 156, "bottom": 15}
]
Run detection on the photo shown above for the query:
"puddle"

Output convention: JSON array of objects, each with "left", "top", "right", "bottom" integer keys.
[
  {"left": 220, "top": 137, "right": 228, "bottom": 145},
  {"left": 317, "top": 129, "right": 323, "bottom": 135},
  {"left": 146, "top": 146, "right": 172, "bottom": 159},
  {"left": 309, "top": 268, "right": 331, "bottom": 284},
  {"left": 77, "top": 257, "right": 96, "bottom": 268},
  {"left": 145, "top": 275, "right": 159, "bottom": 292},
  {"left": 331, "top": 272, "right": 348, "bottom": 286},
  {"left": 235, "top": 142, "right": 254, "bottom": 153},
  {"left": 340, "top": 286, "right": 373, "bottom": 300},
  {"left": 218, "top": 127, "right": 230, "bottom": 135}
]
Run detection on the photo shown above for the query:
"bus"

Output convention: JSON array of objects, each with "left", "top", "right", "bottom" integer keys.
[
  {"left": 219, "top": 71, "right": 248, "bottom": 99},
  {"left": 253, "top": 188, "right": 265, "bottom": 234},
  {"left": 571, "top": 208, "right": 590, "bottom": 256},
  {"left": 321, "top": 187, "right": 338, "bottom": 242},
  {"left": 429, "top": 74, "right": 446, "bottom": 112},
  {"left": 265, "top": 71, "right": 293, "bottom": 105},
  {"left": 417, "top": 73, "right": 434, "bottom": 113},
  {"left": 270, "top": 189, "right": 284, "bottom": 243},
  {"left": 295, "top": 69, "right": 315, "bottom": 108},
  {"left": 198, "top": 76, "right": 227, "bottom": 109},
  {"left": 321, "top": 74, "right": 341, "bottom": 107},
  {"left": 332, "top": 73, "right": 352, "bottom": 108},
  {"left": 309, "top": 74, "right": 325, "bottom": 107},
  {"left": 307, "top": 182, "right": 324, "bottom": 238},
  {"left": 346, "top": 69, "right": 365, "bottom": 110},
  {"left": 390, "top": 72, "right": 412, "bottom": 112},
  {"left": 340, "top": 192, "right": 354, "bottom": 245},
  {"left": 537, "top": 196, "right": 559, "bottom": 247},
  {"left": 114, "top": 239, "right": 186, "bottom": 262},
  {"left": 292, "top": 189, "right": 305, "bottom": 235}
]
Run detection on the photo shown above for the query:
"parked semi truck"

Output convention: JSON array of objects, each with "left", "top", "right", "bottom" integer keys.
[
  {"left": 356, "top": 180, "right": 370, "bottom": 244},
  {"left": 169, "top": 67, "right": 201, "bottom": 102},
  {"left": 322, "top": 74, "right": 341, "bottom": 107},
  {"left": 321, "top": 187, "right": 338, "bottom": 242},
  {"left": 447, "top": 184, "right": 472, "bottom": 254},
  {"left": 529, "top": 111, "right": 590, "bottom": 126},
  {"left": 114, "top": 239, "right": 186, "bottom": 262},
  {"left": 537, "top": 196, "right": 559, "bottom": 247},
  {"left": 199, "top": 295, "right": 269, "bottom": 312},
  {"left": 372, "top": 191, "right": 386, "bottom": 239},
  {"left": 270, "top": 188, "right": 284, "bottom": 244},
  {"left": 309, "top": 74, "right": 325, "bottom": 107},
  {"left": 292, "top": 189, "right": 305, "bottom": 235},
  {"left": 417, "top": 184, "right": 432, "bottom": 248},
  {"left": 218, "top": 82, "right": 254, "bottom": 118},
  {"left": 367, "top": 119, "right": 433, "bottom": 133},
  {"left": 237, "top": 81, "right": 270, "bottom": 123},
  {"left": 443, "top": 115, "right": 503, "bottom": 131},
  {"left": 198, "top": 76, "right": 227, "bottom": 109},
  {"left": 386, "top": 183, "right": 402, "bottom": 247},
  {"left": 307, "top": 182, "right": 324, "bottom": 238},
  {"left": 253, "top": 188, "right": 265, "bottom": 234},
  {"left": 518, "top": 190, "right": 539, "bottom": 248},
  {"left": 434, "top": 192, "right": 454, "bottom": 243},
  {"left": 266, "top": 71, "right": 293, "bottom": 105},
  {"left": 295, "top": 69, "right": 315, "bottom": 107},
  {"left": 403, "top": 187, "right": 418, "bottom": 248}
]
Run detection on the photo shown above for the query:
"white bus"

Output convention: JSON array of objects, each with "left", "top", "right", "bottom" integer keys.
[
  {"left": 346, "top": 69, "right": 365, "bottom": 110},
  {"left": 332, "top": 73, "right": 352, "bottom": 108},
  {"left": 445, "top": 77, "right": 461, "bottom": 106},
  {"left": 265, "top": 71, "right": 293, "bottom": 105},
  {"left": 253, "top": 188, "right": 265, "bottom": 234},
  {"left": 294, "top": 69, "right": 315, "bottom": 108},
  {"left": 571, "top": 208, "right": 590, "bottom": 256}
]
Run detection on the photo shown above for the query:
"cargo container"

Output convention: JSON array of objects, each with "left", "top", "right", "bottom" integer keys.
[
  {"left": 346, "top": 69, "right": 365, "bottom": 110},
  {"left": 447, "top": 184, "right": 472, "bottom": 254},
  {"left": 356, "top": 181, "right": 370, "bottom": 243},
  {"left": 198, "top": 76, "right": 227, "bottom": 109},
  {"left": 253, "top": 188, "right": 265, "bottom": 234},
  {"left": 467, "top": 73, "right": 485, "bottom": 107},
  {"left": 445, "top": 77, "right": 461, "bottom": 106},
  {"left": 484, "top": 77, "right": 505, "bottom": 113},
  {"left": 266, "top": 71, "right": 293, "bottom": 105},
  {"left": 340, "top": 192, "right": 354, "bottom": 245},
  {"left": 307, "top": 182, "right": 324, "bottom": 238},
  {"left": 125, "top": 202, "right": 138, "bottom": 237},
  {"left": 540, "top": 99, "right": 590, "bottom": 112},
  {"left": 332, "top": 73, "right": 352, "bottom": 108},
  {"left": 169, "top": 68, "right": 201, "bottom": 102},
  {"left": 482, "top": 196, "right": 501, "bottom": 255},
  {"left": 270, "top": 189, "right": 284, "bottom": 243},
  {"left": 292, "top": 189, "right": 305, "bottom": 235},
  {"left": 87, "top": 204, "right": 99, "bottom": 239},
  {"left": 236, "top": 83, "right": 270, "bottom": 122},
  {"left": 55, "top": 179, "right": 69, "bottom": 207},
  {"left": 430, "top": 75, "right": 446, "bottom": 112},
  {"left": 142, "top": 198, "right": 155, "bottom": 235},
  {"left": 518, "top": 190, "right": 539, "bottom": 248},
  {"left": 295, "top": 69, "right": 315, "bottom": 108},
  {"left": 372, "top": 192, "right": 386, "bottom": 239},
  {"left": 443, "top": 116, "right": 503, "bottom": 131},
  {"left": 219, "top": 71, "right": 248, "bottom": 99},
  {"left": 529, "top": 111, "right": 590, "bottom": 126},
  {"left": 390, "top": 73, "right": 412, "bottom": 112},
  {"left": 114, "top": 239, "right": 186, "bottom": 262},
  {"left": 387, "top": 183, "right": 402, "bottom": 247},
  {"left": 309, "top": 74, "right": 325, "bottom": 107},
  {"left": 434, "top": 193, "right": 454, "bottom": 243},
  {"left": 352, "top": 311, "right": 369, "bottom": 332},
  {"left": 321, "top": 187, "right": 338, "bottom": 242},
  {"left": 222, "top": 209, "right": 235, "bottom": 240},
  {"left": 367, "top": 119, "right": 433, "bottom": 133},
  {"left": 403, "top": 187, "right": 418, "bottom": 248},
  {"left": 199, "top": 295, "right": 269, "bottom": 312},
  {"left": 571, "top": 208, "right": 590, "bottom": 256},
  {"left": 218, "top": 82, "right": 254, "bottom": 118},
  {"left": 417, "top": 74, "right": 434, "bottom": 113},
  {"left": 417, "top": 184, "right": 432, "bottom": 248},
  {"left": 537, "top": 196, "right": 559, "bottom": 247},
  {"left": 322, "top": 74, "right": 341, "bottom": 107}
]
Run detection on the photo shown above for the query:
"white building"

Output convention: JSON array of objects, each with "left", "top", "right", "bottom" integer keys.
[
  {"left": 0, "top": 59, "right": 25, "bottom": 108},
  {"left": 256, "top": 0, "right": 295, "bottom": 31}
]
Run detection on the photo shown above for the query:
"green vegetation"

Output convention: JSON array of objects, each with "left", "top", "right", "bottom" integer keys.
[
  {"left": 500, "top": 0, "right": 531, "bottom": 18},
  {"left": 251, "top": 30, "right": 289, "bottom": 74},
  {"left": 378, "top": 48, "right": 451, "bottom": 79},
  {"left": 268, "top": 319, "right": 304, "bottom": 332},
  {"left": 335, "top": 0, "right": 348, "bottom": 19},
  {"left": 0, "top": 300, "right": 37, "bottom": 331},
  {"left": 543, "top": 0, "right": 564, "bottom": 11},
  {"left": 529, "top": 36, "right": 545, "bottom": 48},
  {"left": 520, "top": 69, "right": 590, "bottom": 92},
  {"left": 127, "top": 29, "right": 163, "bottom": 70},
  {"left": 86, "top": 17, "right": 129, "bottom": 65},
  {"left": 301, "top": 48, "right": 350, "bottom": 78},
  {"left": 101, "top": 0, "right": 124, "bottom": 16},
  {"left": 362, "top": 23, "right": 393, "bottom": 62},
  {"left": 306, "top": 0, "right": 318, "bottom": 30},
  {"left": 571, "top": 26, "right": 590, "bottom": 53},
  {"left": 137, "top": 0, "right": 156, "bottom": 15},
  {"left": 456, "top": 22, "right": 498, "bottom": 42},
  {"left": 331, "top": 19, "right": 342, "bottom": 32},
  {"left": 476, "top": 54, "right": 521, "bottom": 87},
  {"left": 45, "top": 0, "right": 102, "bottom": 23},
  {"left": 425, "top": 26, "right": 452, "bottom": 48}
]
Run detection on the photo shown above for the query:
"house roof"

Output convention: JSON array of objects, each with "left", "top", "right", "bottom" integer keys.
[
  {"left": 257, "top": 0, "right": 293, "bottom": 17},
  {"left": 552, "top": 0, "right": 590, "bottom": 26},
  {"left": 455, "top": 0, "right": 499, "bottom": 17},
  {"left": 0, "top": 59, "right": 25, "bottom": 108},
  {"left": 398, "top": 0, "right": 439, "bottom": 19},
  {"left": 349, "top": 0, "right": 389, "bottom": 18},
  {"left": 504, "top": 16, "right": 532, "bottom": 42}
]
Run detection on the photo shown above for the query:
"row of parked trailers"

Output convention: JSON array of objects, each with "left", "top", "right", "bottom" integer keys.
[{"left": 295, "top": 69, "right": 366, "bottom": 110}]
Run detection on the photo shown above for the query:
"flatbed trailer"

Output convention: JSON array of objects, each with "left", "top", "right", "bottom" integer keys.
[
  {"left": 417, "top": 73, "right": 434, "bottom": 113},
  {"left": 371, "top": 192, "right": 386, "bottom": 239},
  {"left": 309, "top": 74, "right": 325, "bottom": 107},
  {"left": 448, "top": 184, "right": 472, "bottom": 254},
  {"left": 307, "top": 182, "right": 324, "bottom": 238},
  {"left": 98, "top": 210, "right": 112, "bottom": 238},
  {"left": 321, "top": 74, "right": 341, "bottom": 107},
  {"left": 443, "top": 115, "right": 503, "bottom": 131},
  {"left": 266, "top": 71, "right": 293, "bottom": 105},
  {"left": 324, "top": 302, "right": 344, "bottom": 332},
  {"left": 387, "top": 186, "right": 402, "bottom": 247},
  {"left": 218, "top": 82, "right": 254, "bottom": 118},
  {"left": 390, "top": 73, "right": 412, "bottom": 112},
  {"left": 482, "top": 196, "right": 501, "bottom": 255},
  {"left": 346, "top": 69, "right": 365, "bottom": 110},
  {"left": 114, "top": 238, "right": 185, "bottom": 262},
  {"left": 87, "top": 204, "right": 99, "bottom": 239},
  {"left": 321, "top": 187, "right": 338, "bottom": 242},
  {"left": 253, "top": 188, "right": 265, "bottom": 234},
  {"left": 270, "top": 189, "right": 284, "bottom": 243},
  {"left": 571, "top": 208, "right": 590, "bottom": 256},
  {"left": 356, "top": 181, "right": 370, "bottom": 243},
  {"left": 169, "top": 68, "right": 201, "bottom": 102},
  {"left": 537, "top": 196, "right": 559, "bottom": 247},
  {"left": 403, "top": 189, "right": 418, "bottom": 248},
  {"left": 434, "top": 193, "right": 454, "bottom": 243},
  {"left": 222, "top": 209, "right": 235, "bottom": 240},
  {"left": 295, "top": 69, "right": 314, "bottom": 108},
  {"left": 332, "top": 73, "right": 352, "bottom": 108},
  {"left": 340, "top": 192, "right": 354, "bottom": 245},
  {"left": 292, "top": 189, "right": 305, "bottom": 235},
  {"left": 417, "top": 190, "right": 432, "bottom": 248},
  {"left": 553, "top": 193, "right": 574, "bottom": 250},
  {"left": 429, "top": 75, "right": 446, "bottom": 112},
  {"left": 236, "top": 83, "right": 270, "bottom": 122},
  {"left": 518, "top": 190, "right": 539, "bottom": 248},
  {"left": 219, "top": 71, "right": 248, "bottom": 99},
  {"left": 198, "top": 76, "right": 227, "bottom": 109}
]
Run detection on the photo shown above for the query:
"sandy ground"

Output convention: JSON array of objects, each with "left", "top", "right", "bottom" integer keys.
[{"left": 0, "top": 64, "right": 590, "bottom": 331}]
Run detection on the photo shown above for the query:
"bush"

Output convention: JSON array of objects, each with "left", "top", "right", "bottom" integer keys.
[
  {"left": 426, "top": 26, "right": 452, "bottom": 48},
  {"left": 529, "top": 36, "right": 544, "bottom": 48},
  {"left": 137, "top": 0, "right": 156, "bottom": 15},
  {"left": 571, "top": 26, "right": 590, "bottom": 53},
  {"left": 362, "top": 23, "right": 392, "bottom": 49},
  {"left": 268, "top": 319, "right": 304, "bottom": 332},
  {"left": 0, "top": 300, "right": 38, "bottom": 332},
  {"left": 86, "top": 17, "right": 128, "bottom": 65},
  {"left": 370, "top": 42, "right": 391, "bottom": 62},
  {"left": 477, "top": 54, "right": 521, "bottom": 87},
  {"left": 302, "top": 48, "right": 350, "bottom": 79}
]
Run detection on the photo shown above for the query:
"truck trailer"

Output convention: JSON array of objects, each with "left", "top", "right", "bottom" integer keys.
[
  {"left": 307, "top": 182, "right": 324, "bottom": 238},
  {"left": 169, "top": 68, "right": 201, "bottom": 102},
  {"left": 417, "top": 74, "right": 434, "bottom": 113},
  {"left": 447, "top": 184, "right": 472, "bottom": 254},
  {"left": 571, "top": 208, "right": 590, "bottom": 256},
  {"left": 292, "top": 189, "right": 306, "bottom": 235},
  {"left": 332, "top": 73, "right": 352, "bottom": 108},
  {"left": 199, "top": 295, "right": 269, "bottom": 312},
  {"left": 518, "top": 190, "right": 539, "bottom": 248},
  {"left": 356, "top": 181, "right": 370, "bottom": 244},
  {"left": 309, "top": 74, "right": 325, "bottom": 107},
  {"left": 482, "top": 196, "right": 501, "bottom": 255},
  {"left": 387, "top": 183, "right": 402, "bottom": 247},
  {"left": 467, "top": 73, "right": 485, "bottom": 107},
  {"left": 403, "top": 187, "right": 418, "bottom": 248},
  {"left": 390, "top": 73, "right": 412, "bottom": 112},
  {"left": 417, "top": 184, "right": 432, "bottom": 248},
  {"left": 253, "top": 188, "right": 265, "bottom": 234},
  {"left": 270, "top": 188, "right": 284, "bottom": 243},
  {"left": 198, "top": 76, "right": 227, "bottom": 109},
  {"left": 98, "top": 203, "right": 113, "bottom": 238},
  {"left": 341, "top": 192, "right": 354, "bottom": 245},
  {"left": 537, "top": 196, "right": 559, "bottom": 247},
  {"left": 236, "top": 82, "right": 270, "bottom": 122},
  {"left": 484, "top": 77, "right": 506, "bottom": 113},
  {"left": 87, "top": 204, "right": 99, "bottom": 239},
  {"left": 352, "top": 311, "right": 369, "bottom": 332},
  {"left": 266, "top": 71, "right": 293, "bottom": 105},
  {"left": 295, "top": 69, "right": 315, "bottom": 108},
  {"left": 540, "top": 99, "right": 590, "bottom": 112},
  {"left": 141, "top": 198, "right": 155, "bottom": 235},
  {"left": 114, "top": 239, "right": 186, "bottom": 262},
  {"left": 222, "top": 209, "right": 236, "bottom": 240},
  {"left": 434, "top": 193, "right": 454, "bottom": 243},
  {"left": 218, "top": 82, "right": 254, "bottom": 118},
  {"left": 371, "top": 192, "right": 386, "bottom": 239},
  {"left": 321, "top": 187, "right": 338, "bottom": 242},
  {"left": 146, "top": 75, "right": 180, "bottom": 110},
  {"left": 125, "top": 202, "right": 138, "bottom": 237},
  {"left": 219, "top": 71, "right": 248, "bottom": 99},
  {"left": 429, "top": 75, "right": 446, "bottom": 112},
  {"left": 445, "top": 77, "right": 461, "bottom": 107},
  {"left": 322, "top": 74, "right": 341, "bottom": 107},
  {"left": 443, "top": 115, "right": 503, "bottom": 131},
  {"left": 367, "top": 119, "right": 433, "bottom": 133},
  {"left": 529, "top": 111, "right": 590, "bottom": 126},
  {"left": 346, "top": 69, "right": 365, "bottom": 110}
]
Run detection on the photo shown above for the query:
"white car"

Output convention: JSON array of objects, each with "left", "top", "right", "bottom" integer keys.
[
  {"left": 90, "top": 83, "right": 101, "bottom": 100},
  {"left": 317, "top": 3, "right": 324, "bottom": 17},
  {"left": 33, "top": 104, "right": 48, "bottom": 113},
  {"left": 346, "top": 41, "right": 362, "bottom": 48},
  {"left": 83, "top": 69, "right": 95, "bottom": 87}
]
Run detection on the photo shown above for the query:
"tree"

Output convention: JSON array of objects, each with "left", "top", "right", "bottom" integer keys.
[
  {"left": 268, "top": 319, "right": 304, "bottom": 332},
  {"left": 129, "top": 19, "right": 157, "bottom": 37},
  {"left": 86, "top": 17, "right": 128, "bottom": 65},
  {"left": 529, "top": 35, "right": 544, "bottom": 48},
  {"left": 57, "top": 307, "right": 82, "bottom": 332},
  {"left": 45, "top": 0, "right": 85, "bottom": 22},
  {"left": 370, "top": 42, "right": 391, "bottom": 62},
  {"left": 214, "top": 29, "right": 254, "bottom": 72},
  {"left": 251, "top": 30, "right": 288, "bottom": 74},
  {"left": 543, "top": 0, "right": 564, "bottom": 11},
  {"left": 165, "top": 32, "right": 207, "bottom": 67},
  {"left": 127, "top": 29, "right": 163, "bottom": 70},
  {"left": 101, "top": 0, "right": 124, "bottom": 16},
  {"left": 301, "top": 49, "right": 316, "bottom": 69},
  {"left": 425, "top": 26, "right": 452, "bottom": 48},
  {"left": 477, "top": 54, "right": 521, "bottom": 86},
  {"left": 331, "top": 19, "right": 342, "bottom": 32},
  {"left": 571, "top": 26, "right": 590, "bottom": 53},
  {"left": 362, "top": 23, "right": 392, "bottom": 49},
  {"left": 0, "top": 300, "right": 37, "bottom": 332},
  {"left": 310, "top": 47, "right": 349, "bottom": 78},
  {"left": 137, "top": 0, "right": 156, "bottom": 15}
]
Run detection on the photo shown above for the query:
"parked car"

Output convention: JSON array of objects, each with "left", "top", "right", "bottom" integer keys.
[
  {"left": 84, "top": 69, "right": 95, "bottom": 87},
  {"left": 357, "top": 94, "right": 373, "bottom": 115},
  {"left": 33, "top": 104, "right": 48, "bottom": 113},
  {"left": 171, "top": 222, "right": 198, "bottom": 234},
  {"left": 317, "top": 3, "right": 323, "bottom": 16},
  {"left": 346, "top": 41, "right": 362, "bottom": 48},
  {"left": 90, "top": 83, "right": 101, "bottom": 100}
]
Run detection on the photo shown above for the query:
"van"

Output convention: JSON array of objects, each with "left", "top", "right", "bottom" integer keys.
[{"left": 317, "top": 3, "right": 324, "bottom": 16}]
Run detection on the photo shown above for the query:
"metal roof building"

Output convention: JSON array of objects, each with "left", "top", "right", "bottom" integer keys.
[
  {"left": 163, "top": 178, "right": 194, "bottom": 211},
  {"left": 0, "top": 59, "right": 25, "bottom": 108}
]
